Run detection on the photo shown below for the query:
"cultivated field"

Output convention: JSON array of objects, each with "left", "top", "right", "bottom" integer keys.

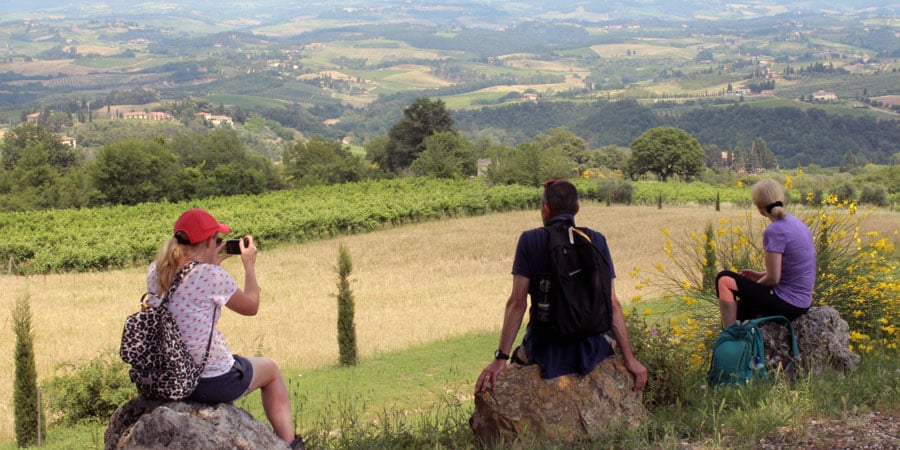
[{"left": 1, "top": 203, "right": 898, "bottom": 441}]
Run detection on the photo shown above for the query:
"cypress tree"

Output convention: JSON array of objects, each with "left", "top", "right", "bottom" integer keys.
[
  {"left": 702, "top": 222, "right": 718, "bottom": 294},
  {"left": 336, "top": 243, "right": 358, "bottom": 366},
  {"left": 13, "top": 294, "right": 43, "bottom": 447}
]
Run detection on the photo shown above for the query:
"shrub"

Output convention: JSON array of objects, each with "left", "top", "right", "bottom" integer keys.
[
  {"left": 625, "top": 310, "right": 706, "bottom": 407},
  {"left": 596, "top": 178, "right": 633, "bottom": 204},
  {"left": 801, "top": 187, "right": 824, "bottom": 206},
  {"left": 830, "top": 181, "right": 857, "bottom": 203},
  {"left": 44, "top": 352, "right": 135, "bottom": 424},
  {"left": 859, "top": 183, "right": 888, "bottom": 207},
  {"left": 804, "top": 199, "right": 899, "bottom": 351}
]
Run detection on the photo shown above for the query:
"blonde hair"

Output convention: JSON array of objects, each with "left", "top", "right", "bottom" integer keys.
[
  {"left": 153, "top": 237, "right": 184, "bottom": 297},
  {"left": 751, "top": 178, "right": 787, "bottom": 219}
]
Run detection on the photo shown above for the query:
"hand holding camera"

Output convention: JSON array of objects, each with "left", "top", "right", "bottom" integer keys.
[
  {"left": 217, "top": 235, "right": 257, "bottom": 270},
  {"left": 225, "top": 237, "right": 250, "bottom": 255}
]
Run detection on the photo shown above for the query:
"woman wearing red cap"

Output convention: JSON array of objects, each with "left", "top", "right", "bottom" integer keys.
[{"left": 146, "top": 208, "right": 304, "bottom": 449}]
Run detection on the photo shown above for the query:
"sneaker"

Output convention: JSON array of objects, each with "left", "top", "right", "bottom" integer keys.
[{"left": 289, "top": 435, "right": 305, "bottom": 450}]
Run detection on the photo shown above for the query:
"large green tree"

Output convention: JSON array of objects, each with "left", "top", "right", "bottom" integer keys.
[
  {"left": 170, "top": 128, "right": 282, "bottom": 193},
  {"left": 627, "top": 127, "right": 703, "bottom": 182},
  {"left": 586, "top": 145, "right": 630, "bottom": 172},
  {"left": 90, "top": 139, "right": 180, "bottom": 205},
  {"left": 486, "top": 140, "right": 570, "bottom": 187},
  {"left": 410, "top": 131, "right": 476, "bottom": 178},
  {"left": 0, "top": 143, "right": 60, "bottom": 211},
  {"left": 282, "top": 136, "right": 367, "bottom": 187},
  {"left": 379, "top": 97, "right": 454, "bottom": 173},
  {"left": 534, "top": 127, "right": 587, "bottom": 165},
  {"left": 1, "top": 122, "right": 80, "bottom": 174}
]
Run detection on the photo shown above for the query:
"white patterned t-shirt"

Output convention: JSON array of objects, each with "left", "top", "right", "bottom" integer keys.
[{"left": 146, "top": 261, "right": 238, "bottom": 377}]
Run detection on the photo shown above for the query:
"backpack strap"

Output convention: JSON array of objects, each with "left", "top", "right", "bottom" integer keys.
[
  {"left": 158, "top": 260, "right": 217, "bottom": 372},
  {"left": 158, "top": 260, "right": 201, "bottom": 308},
  {"left": 750, "top": 315, "right": 800, "bottom": 358}
]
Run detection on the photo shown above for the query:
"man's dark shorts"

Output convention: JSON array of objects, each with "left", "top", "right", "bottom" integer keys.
[{"left": 188, "top": 354, "right": 254, "bottom": 404}]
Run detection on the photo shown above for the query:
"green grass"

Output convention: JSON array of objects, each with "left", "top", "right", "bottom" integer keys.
[
  {"left": 0, "top": 332, "right": 505, "bottom": 450},
  {"left": 202, "top": 94, "right": 293, "bottom": 110},
  {"left": 259, "top": 331, "right": 501, "bottom": 435},
  {"left": 440, "top": 91, "right": 511, "bottom": 109},
  {"left": 12, "top": 334, "right": 898, "bottom": 449}
]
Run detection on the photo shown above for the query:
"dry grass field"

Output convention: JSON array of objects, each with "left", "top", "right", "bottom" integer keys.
[
  {"left": 0, "top": 60, "right": 93, "bottom": 78},
  {"left": 589, "top": 41, "right": 700, "bottom": 59},
  {"left": 1, "top": 203, "right": 897, "bottom": 441}
]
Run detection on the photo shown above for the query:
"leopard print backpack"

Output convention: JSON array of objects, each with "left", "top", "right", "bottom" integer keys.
[{"left": 119, "top": 261, "right": 215, "bottom": 400}]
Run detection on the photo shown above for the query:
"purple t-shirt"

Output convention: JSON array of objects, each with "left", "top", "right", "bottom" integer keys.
[{"left": 763, "top": 214, "right": 816, "bottom": 308}]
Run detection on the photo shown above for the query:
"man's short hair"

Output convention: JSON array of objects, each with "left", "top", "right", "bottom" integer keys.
[{"left": 542, "top": 179, "right": 579, "bottom": 216}]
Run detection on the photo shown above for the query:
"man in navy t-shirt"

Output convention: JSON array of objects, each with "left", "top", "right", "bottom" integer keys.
[{"left": 475, "top": 180, "right": 647, "bottom": 392}]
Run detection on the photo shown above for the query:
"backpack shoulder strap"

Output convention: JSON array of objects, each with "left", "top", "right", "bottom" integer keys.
[
  {"left": 159, "top": 260, "right": 216, "bottom": 369},
  {"left": 750, "top": 315, "right": 800, "bottom": 358},
  {"left": 159, "top": 260, "right": 201, "bottom": 307}
]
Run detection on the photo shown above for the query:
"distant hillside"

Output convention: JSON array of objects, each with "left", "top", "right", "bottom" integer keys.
[{"left": 453, "top": 100, "right": 900, "bottom": 167}]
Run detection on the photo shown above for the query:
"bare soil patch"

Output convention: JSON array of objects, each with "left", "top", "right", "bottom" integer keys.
[{"left": 873, "top": 95, "right": 900, "bottom": 107}]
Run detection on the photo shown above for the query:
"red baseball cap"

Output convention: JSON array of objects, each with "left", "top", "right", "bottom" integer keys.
[{"left": 173, "top": 208, "right": 230, "bottom": 244}]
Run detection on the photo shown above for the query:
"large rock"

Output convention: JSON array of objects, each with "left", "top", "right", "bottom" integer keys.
[
  {"left": 470, "top": 357, "right": 646, "bottom": 447},
  {"left": 759, "top": 306, "right": 860, "bottom": 376},
  {"left": 105, "top": 399, "right": 288, "bottom": 450}
]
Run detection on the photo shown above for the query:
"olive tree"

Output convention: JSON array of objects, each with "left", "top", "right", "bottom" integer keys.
[{"left": 627, "top": 127, "right": 703, "bottom": 182}]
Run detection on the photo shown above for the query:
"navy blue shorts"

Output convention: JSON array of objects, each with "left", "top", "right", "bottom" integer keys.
[
  {"left": 716, "top": 271, "right": 808, "bottom": 321},
  {"left": 188, "top": 355, "right": 254, "bottom": 404}
]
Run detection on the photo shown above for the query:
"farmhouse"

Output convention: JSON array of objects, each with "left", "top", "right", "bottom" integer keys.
[
  {"left": 198, "top": 112, "right": 233, "bottom": 127},
  {"left": 122, "top": 111, "right": 174, "bottom": 121},
  {"left": 60, "top": 136, "right": 76, "bottom": 148},
  {"left": 813, "top": 90, "right": 838, "bottom": 101}
]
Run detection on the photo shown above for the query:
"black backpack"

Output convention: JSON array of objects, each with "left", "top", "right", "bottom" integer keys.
[{"left": 533, "top": 225, "right": 613, "bottom": 337}]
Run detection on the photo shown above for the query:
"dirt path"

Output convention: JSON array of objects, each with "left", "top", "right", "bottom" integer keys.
[{"left": 756, "top": 410, "right": 900, "bottom": 449}]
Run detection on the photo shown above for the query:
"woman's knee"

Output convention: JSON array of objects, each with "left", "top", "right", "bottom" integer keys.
[
  {"left": 247, "top": 356, "right": 283, "bottom": 388},
  {"left": 717, "top": 274, "right": 737, "bottom": 291}
]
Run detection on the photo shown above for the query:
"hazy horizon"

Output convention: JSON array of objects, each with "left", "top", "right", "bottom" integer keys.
[{"left": 2, "top": 0, "right": 896, "bottom": 32}]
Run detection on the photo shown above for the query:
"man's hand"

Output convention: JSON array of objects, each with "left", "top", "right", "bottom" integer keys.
[
  {"left": 475, "top": 359, "right": 507, "bottom": 393},
  {"left": 625, "top": 357, "right": 648, "bottom": 391}
]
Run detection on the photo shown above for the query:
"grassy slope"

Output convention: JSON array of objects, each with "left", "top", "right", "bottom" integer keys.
[{"left": 2, "top": 203, "right": 898, "bottom": 448}]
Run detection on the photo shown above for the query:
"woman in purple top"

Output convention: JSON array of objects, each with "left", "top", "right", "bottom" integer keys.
[{"left": 716, "top": 179, "right": 816, "bottom": 328}]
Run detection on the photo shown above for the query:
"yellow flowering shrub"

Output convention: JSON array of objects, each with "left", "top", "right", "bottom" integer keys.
[
  {"left": 627, "top": 190, "right": 898, "bottom": 406},
  {"left": 805, "top": 198, "right": 900, "bottom": 351},
  {"left": 642, "top": 197, "right": 899, "bottom": 355}
]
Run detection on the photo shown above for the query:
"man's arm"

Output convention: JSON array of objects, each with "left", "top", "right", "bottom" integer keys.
[
  {"left": 475, "top": 274, "right": 529, "bottom": 393},
  {"left": 609, "top": 279, "right": 648, "bottom": 391}
]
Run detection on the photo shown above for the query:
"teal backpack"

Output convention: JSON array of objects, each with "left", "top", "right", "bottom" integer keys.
[{"left": 707, "top": 315, "right": 799, "bottom": 386}]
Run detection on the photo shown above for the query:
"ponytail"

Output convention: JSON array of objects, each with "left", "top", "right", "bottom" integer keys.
[
  {"left": 153, "top": 237, "right": 183, "bottom": 296},
  {"left": 766, "top": 201, "right": 787, "bottom": 220},
  {"left": 751, "top": 178, "right": 787, "bottom": 219}
]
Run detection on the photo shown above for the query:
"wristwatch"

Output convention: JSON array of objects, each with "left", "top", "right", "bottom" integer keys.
[{"left": 494, "top": 349, "right": 510, "bottom": 361}]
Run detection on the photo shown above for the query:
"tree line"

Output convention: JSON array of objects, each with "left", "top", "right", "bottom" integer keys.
[
  {"left": 453, "top": 100, "right": 900, "bottom": 167},
  {"left": 3, "top": 96, "right": 897, "bottom": 213},
  {"left": 0, "top": 123, "right": 282, "bottom": 211}
]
